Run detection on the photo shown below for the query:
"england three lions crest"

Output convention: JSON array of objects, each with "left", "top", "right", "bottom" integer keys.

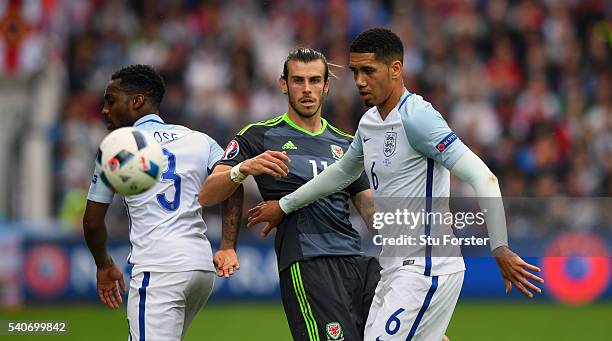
[{"left": 384, "top": 132, "right": 397, "bottom": 157}]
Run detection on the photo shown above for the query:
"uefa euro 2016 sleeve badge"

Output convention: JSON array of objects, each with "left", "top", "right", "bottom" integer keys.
[{"left": 223, "top": 140, "right": 240, "bottom": 160}]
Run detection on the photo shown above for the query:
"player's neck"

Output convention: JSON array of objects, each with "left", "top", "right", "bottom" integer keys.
[
  {"left": 377, "top": 86, "right": 405, "bottom": 120},
  {"left": 134, "top": 109, "right": 160, "bottom": 122},
  {"left": 286, "top": 111, "right": 323, "bottom": 133}
]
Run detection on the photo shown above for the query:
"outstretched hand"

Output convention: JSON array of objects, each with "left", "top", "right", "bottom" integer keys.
[
  {"left": 247, "top": 200, "right": 285, "bottom": 237},
  {"left": 493, "top": 246, "right": 544, "bottom": 298},
  {"left": 213, "top": 249, "right": 240, "bottom": 278},
  {"left": 96, "top": 261, "right": 126, "bottom": 309}
]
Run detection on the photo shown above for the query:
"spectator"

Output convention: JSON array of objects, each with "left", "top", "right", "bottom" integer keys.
[{"left": 51, "top": 0, "right": 611, "bottom": 237}]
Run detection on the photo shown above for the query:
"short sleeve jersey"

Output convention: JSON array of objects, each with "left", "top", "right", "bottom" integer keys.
[
  {"left": 352, "top": 91, "right": 469, "bottom": 277},
  {"left": 87, "top": 114, "right": 224, "bottom": 276},
  {"left": 217, "top": 113, "right": 370, "bottom": 271}
]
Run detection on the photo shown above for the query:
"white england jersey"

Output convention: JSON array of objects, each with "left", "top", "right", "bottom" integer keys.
[
  {"left": 87, "top": 114, "right": 224, "bottom": 276},
  {"left": 350, "top": 90, "right": 468, "bottom": 277}
]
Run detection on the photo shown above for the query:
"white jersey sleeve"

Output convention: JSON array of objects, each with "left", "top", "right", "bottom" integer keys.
[
  {"left": 401, "top": 103, "right": 467, "bottom": 170},
  {"left": 451, "top": 150, "right": 508, "bottom": 250},
  {"left": 348, "top": 130, "right": 365, "bottom": 160},
  {"left": 123, "top": 123, "right": 217, "bottom": 275},
  {"left": 87, "top": 152, "right": 114, "bottom": 204},
  {"left": 279, "top": 131, "right": 365, "bottom": 214},
  {"left": 87, "top": 114, "right": 220, "bottom": 276},
  {"left": 206, "top": 136, "right": 224, "bottom": 173}
]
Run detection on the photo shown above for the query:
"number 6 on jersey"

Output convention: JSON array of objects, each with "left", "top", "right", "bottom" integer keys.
[{"left": 370, "top": 161, "right": 379, "bottom": 190}]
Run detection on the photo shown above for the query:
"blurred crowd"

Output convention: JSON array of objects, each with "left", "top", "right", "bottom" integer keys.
[{"left": 53, "top": 0, "right": 611, "bottom": 232}]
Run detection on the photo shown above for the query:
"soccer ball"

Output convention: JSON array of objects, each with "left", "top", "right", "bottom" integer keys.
[{"left": 97, "top": 127, "right": 165, "bottom": 196}]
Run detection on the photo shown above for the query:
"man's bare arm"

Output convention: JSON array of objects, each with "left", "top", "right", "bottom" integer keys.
[
  {"left": 351, "top": 189, "right": 375, "bottom": 232},
  {"left": 199, "top": 151, "right": 291, "bottom": 207},
  {"left": 83, "top": 200, "right": 113, "bottom": 267},
  {"left": 83, "top": 200, "right": 125, "bottom": 309},
  {"left": 220, "top": 184, "right": 243, "bottom": 250},
  {"left": 199, "top": 165, "right": 240, "bottom": 207},
  {"left": 214, "top": 185, "right": 244, "bottom": 277}
]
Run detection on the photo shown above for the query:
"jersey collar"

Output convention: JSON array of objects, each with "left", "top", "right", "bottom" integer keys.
[
  {"left": 282, "top": 113, "right": 328, "bottom": 136},
  {"left": 133, "top": 114, "right": 165, "bottom": 127},
  {"left": 374, "top": 89, "right": 412, "bottom": 122},
  {"left": 396, "top": 89, "right": 412, "bottom": 111}
]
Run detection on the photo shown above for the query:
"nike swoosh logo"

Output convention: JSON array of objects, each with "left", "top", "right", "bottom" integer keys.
[{"left": 363, "top": 137, "right": 371, "bottom": 143}]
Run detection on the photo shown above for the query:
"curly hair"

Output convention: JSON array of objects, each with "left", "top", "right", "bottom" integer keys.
[
  {"left": 111, "top": 64, "right": 165, "bottom": 107},
  {"left": 350, "top": 28, "right": 404, "bottom": 65}
]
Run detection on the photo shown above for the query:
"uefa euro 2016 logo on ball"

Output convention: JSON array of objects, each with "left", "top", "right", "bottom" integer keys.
[{"left": 97, "top": 127, "right": 165, "bottom": 196}]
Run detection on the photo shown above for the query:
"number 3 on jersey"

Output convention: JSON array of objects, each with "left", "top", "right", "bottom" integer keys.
[{"left": 157, "top": 149, "right": 181, "bottom": 211}]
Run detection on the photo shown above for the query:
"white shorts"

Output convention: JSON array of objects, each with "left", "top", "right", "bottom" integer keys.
[
  {"left": 127, "top": 270, "right": 215, "bottom": 341},
  {"left": 364, "top": 269, "right": 464, "bottom": 341}
]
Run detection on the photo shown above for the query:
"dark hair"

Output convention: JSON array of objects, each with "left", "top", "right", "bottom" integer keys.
[
  {"left": 350, "top": 28, "right": 404, "bottom": 64},
  {"left": 111, "top": 64, "right": 165, "bottom": 107},
  {"left": 281, "top": 47, "right": 329, "bottom": 82}
]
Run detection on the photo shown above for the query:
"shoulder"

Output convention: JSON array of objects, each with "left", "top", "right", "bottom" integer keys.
[
  {"left": 402, "top": 94, "right": 439, "bottom": 117},
  {"left": 236, "top": 114, "right": 285, "bottom": 138},
  {"left": 138, "top": 123, "right": 203, "bottom": 146},
  {"left": 189, "top": 130, "right": 219, "bottom": 147},
  {"left": 326, "top": 121, "right": 354, "bottom": 142},
  {"left": 159, "top": 124, "right": 212, "bottom": 143},
  {"left": 157, "top": 122, "right": 193, "bottom": 132},
  {"left": 400, "top": 94, "right": 446, "bottom": 134}
]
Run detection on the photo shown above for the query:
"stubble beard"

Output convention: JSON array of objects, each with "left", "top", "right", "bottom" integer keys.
[{"left": 288, "top": 89, "right": 325, "bottom": 118}]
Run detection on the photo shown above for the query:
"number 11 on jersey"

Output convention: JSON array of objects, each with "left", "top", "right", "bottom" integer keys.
[{"left": 308, "top": 159, "right": 328, "bottom": 177}]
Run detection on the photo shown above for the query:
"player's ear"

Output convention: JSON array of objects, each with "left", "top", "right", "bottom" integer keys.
[
  {"left": 324, "top": 79, "right": 330, "bottom": 95},
  {"left": 279, "top": 77, "right": 288, "bottom": 95},
  {"left": 132, "top": 94, "right": 145, "bottom": 110},
  {"left": 390, "top": 60, "right": 402, "bottom": 80}
]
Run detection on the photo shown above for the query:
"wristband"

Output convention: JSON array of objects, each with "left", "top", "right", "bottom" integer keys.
[{"left": 230, "top": 162, "right": 248, "bottom": 183}]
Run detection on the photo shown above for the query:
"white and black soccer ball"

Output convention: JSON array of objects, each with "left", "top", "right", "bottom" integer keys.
[{"left": 97, "top": 127, "right": 165, "bottom": 196}]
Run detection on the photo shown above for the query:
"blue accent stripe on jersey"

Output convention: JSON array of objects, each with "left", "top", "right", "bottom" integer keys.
[
  {"left": 134, "top": 119, "right": 164, "bottom": 126},
  {"left": 424, "top": 158, "right": 434, "bottom": 276},
  {"left": 138, "top": 272, "right": 151, "bottom": 341},
  {"left": 406, "top": 276, "right": 439, "bottom": 340},
  {"left": 398, "top": 92, "right": 413, "bottom": 111},
  {"left": 128, "top": 319, "right": 132, "bottom": 341},
  {"left": 123, "top": 199, "right": 133, "bottom": 264}
]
